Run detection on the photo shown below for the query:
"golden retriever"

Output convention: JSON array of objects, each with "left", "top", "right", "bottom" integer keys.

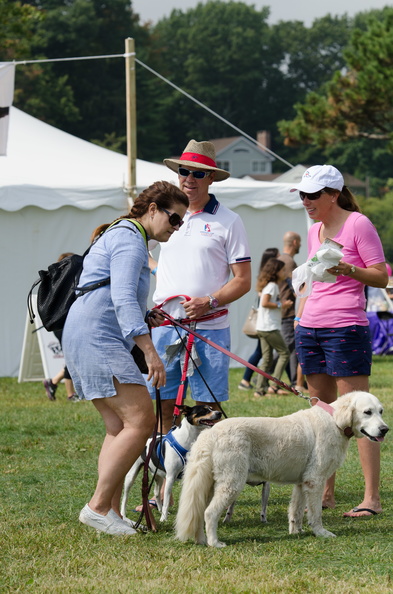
[{"left": 175, "top": 391, "right": 388, "bottom": 547}]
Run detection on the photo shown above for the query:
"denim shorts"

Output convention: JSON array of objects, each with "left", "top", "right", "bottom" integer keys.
[
  {"left": 147, "top": 326, "right": 230, "bottom": 402},
  {"left": 295, "top": 324, "right": 372, "bottom": 377}
]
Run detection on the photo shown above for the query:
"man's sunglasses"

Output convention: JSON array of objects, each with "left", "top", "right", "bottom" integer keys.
[
  {"left": 160, "top": 207, "right": 184, "bottom": 228},
  {"left": 299, "top": 190, "right": 327, "bottom": 201},
  {"left": 178, "top": 167, "right": 211, "bottom": 179}
]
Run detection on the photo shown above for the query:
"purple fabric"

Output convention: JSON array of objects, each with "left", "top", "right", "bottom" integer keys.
[{"left": 367, "top": 312, "right": 393, "bottom": 355}]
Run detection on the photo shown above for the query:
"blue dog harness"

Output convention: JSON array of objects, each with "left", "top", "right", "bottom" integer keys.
[{"left": 156, "top": 427, "right": 189, "bottom": 476}]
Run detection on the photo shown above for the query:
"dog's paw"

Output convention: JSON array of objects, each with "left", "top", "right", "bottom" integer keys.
[
  {"left": 289, "top": 524, "right": 303, "bottom": 535},
  {"left": 208, "top": 540, "right": 227, "bottom": 548},
  {"left": 314, "top": 528, "right": 336, "bottom": 538}
]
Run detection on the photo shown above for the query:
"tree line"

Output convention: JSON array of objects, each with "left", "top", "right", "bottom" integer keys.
[{"left": 2, "top": 0, "right": 393, "bottom": 258}]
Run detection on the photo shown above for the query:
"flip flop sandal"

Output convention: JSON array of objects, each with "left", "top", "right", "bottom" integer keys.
[
  {"left": 343, "top": 507, "right": 379, "bottom": 518},
  {"left": 132, "top": 499, "right": 158, "bottom": 513}
]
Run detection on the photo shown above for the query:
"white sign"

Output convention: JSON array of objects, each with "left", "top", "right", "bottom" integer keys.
[{"left": 18, "top": 294, "right": 65, "bottom": 382}]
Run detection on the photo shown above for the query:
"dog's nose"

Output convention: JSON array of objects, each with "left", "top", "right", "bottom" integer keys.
[{"left": 380, "top": 425, "right": 389, "bottom": 436}]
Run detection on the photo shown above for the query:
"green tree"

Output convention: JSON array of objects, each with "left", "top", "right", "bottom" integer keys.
[
  {"left": 0, "top": 0, "right": 42, "bottom": 60},
  {"left": 279, "top": 8, "right": 393, "bottom": 153},
  {"left": 357, "top": 191, "right": 393, "bottom": 263},
  {"left": 150, "top": 4, "right": 359, "bottom": 164}
]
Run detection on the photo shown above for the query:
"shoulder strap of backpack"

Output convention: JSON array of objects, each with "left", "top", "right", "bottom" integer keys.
[{"left": 106, "top": 218, "right": 148, "bottom": 247}]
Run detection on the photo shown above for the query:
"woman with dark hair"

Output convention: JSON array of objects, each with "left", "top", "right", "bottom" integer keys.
[
  {"left": 253, "top": 258, "right": 292, "bottom": 397},
  {"left": 238, "top": 248, "right": 279, "bottom": 391},
  {"left": 292, "top": 165, "right": 388, "bottom": 518},
  {"left": 62, "top": 181, "right": 188, "bottom": 535}
]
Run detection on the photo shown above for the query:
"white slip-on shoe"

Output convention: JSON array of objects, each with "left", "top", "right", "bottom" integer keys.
[{"left": 79, "top": 504, "right": 137, "bottom": 535}]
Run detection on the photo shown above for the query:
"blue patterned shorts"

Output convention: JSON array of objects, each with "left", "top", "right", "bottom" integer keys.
[{"left": 295, "top": 324, "right": 372, "bottom": 377}]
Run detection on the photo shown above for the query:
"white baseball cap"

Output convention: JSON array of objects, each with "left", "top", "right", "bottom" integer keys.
[{"left": 290, "top": 165, "right": 344, "bottom": 193}]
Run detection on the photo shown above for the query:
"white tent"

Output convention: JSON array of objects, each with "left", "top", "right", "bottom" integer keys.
[{"left": 0, "top": 108, "right": 307, "bottom": 377}]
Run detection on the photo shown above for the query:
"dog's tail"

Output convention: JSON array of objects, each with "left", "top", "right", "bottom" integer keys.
[{"left": 175, "top": 429, "right": 214, "bottom": 543}]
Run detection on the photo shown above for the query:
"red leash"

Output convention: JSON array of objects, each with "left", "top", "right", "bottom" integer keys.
[{"left": 153, "top": 303, "right": 303, "bottom": 398}]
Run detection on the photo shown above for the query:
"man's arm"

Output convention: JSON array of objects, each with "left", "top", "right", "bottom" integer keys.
[{"left": 181, "top": 261, "right": 251, "bottom": 319}]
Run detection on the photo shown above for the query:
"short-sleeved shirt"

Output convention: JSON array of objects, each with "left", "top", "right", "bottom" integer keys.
[
  {"left": 301, "top": 212, "right": 385, "bottom": 328},
  {"left": 152, "top": 194, "right": 251, "bottom": 329},
  {"left": 256, "top": 282, "right": 282, "bottom": 331}
]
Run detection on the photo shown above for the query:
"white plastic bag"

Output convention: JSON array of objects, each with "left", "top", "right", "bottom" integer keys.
[{"left": 292, "top": 239, "right": 343, "bottom": 297}]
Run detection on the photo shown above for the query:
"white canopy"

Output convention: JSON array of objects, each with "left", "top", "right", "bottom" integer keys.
[{"left": 1, "top": 108, "right": 307, "bottom": 377}]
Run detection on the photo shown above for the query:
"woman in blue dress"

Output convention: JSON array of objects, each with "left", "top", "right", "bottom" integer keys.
[{"left": 63, "top": 181, "right": 188, "bottom": 535}]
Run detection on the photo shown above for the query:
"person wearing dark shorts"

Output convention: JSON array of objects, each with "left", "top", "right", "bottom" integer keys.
[{"left": 293, "top": 164, "right": 388, "bottom": 519}]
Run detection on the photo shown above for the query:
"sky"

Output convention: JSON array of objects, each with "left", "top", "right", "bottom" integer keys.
[{"left": 132, "top": 0, "right": 392, "bottom": 26}]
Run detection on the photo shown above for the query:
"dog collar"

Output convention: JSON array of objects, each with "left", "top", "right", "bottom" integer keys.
[{"left": 315, "top": 400, "right": 354, "bottom": 438}]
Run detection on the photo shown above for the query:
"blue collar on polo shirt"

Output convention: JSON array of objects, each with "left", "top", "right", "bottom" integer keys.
[{"left": 203, "top": 194, "right": 219, "bottom": 214}]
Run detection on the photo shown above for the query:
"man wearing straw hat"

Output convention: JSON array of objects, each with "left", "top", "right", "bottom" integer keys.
[{"left": 149, "top": 139, "right": 251, "bottom": 433}]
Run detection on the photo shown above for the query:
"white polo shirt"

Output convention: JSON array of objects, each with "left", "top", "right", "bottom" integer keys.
[{"left": 152, "top": 195, "right": 251, "bottom": 329}]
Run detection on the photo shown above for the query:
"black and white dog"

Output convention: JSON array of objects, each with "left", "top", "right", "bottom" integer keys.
[{"left": 120, "top": 404, "right": 222, "bottom": 523}]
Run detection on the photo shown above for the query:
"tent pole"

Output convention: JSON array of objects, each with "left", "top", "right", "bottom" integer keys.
[{"left": 125, "top": 37, "right": 137, "bottom": 203}]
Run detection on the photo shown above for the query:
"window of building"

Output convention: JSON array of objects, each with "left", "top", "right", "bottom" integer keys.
[
  {"left": 217, "top": 160, "right": 230, "bottom": 171},
  {"left": 252, "top": 161, "right": 267, "bottom": 173}
]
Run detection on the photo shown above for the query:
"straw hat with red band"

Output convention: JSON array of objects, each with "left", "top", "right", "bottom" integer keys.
[{"left": 163, "top": 139, "right": 230, "bottom": 182}]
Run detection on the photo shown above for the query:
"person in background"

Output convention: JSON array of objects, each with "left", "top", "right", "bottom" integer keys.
[
  {"left": 43, "top": 253, "right": 81, "bottom": 402},
  {"left": 62, "top": 181, "right": 188, "bottom": 535},
  {"left": 148, "top": 139, "right": 251, "bottom": 434},
  {"left": 238, "top": 247, "right": 279, "bottom": 391},
  {"left": 292, "top": 164, "right": 388, "bottom": 518},
  {"left": 43, "top": 366, "right": 79, "bottom": 402},
  {"left": 253, "top": 258, "right": 292, "bottom": 397},
  {"left": 278, "top": 231, "right": 303, "bottom": 391}
]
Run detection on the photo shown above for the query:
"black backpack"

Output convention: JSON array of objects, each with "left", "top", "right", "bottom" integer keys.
[{"left": 28, "top": 219, "right": 147, "bottom": 333}]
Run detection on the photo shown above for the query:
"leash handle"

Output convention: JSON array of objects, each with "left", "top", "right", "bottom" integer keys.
[{"left": 153, "top": 295, "right": 191, "bottom": 310}]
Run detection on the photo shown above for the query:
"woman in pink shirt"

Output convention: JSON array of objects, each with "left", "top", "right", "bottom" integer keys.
[{"left": 293, "top": 165, "right": 388, "bottom": 518}]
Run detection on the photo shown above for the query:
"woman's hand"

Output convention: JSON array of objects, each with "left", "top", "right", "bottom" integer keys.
[
  {"left": 146, "top": 309, "right": 165, "bottom": 328},
  {"left": 326, "top": 261, "right": 351, "bottom": 277},
  {"left": 327, "top": 261, "right": 388, "bottom": 288},
  {"left": 145, "top": 349, "right": 166, "bottom": 388},
  {"left": 133, "top": 335, "right": 166, "bottom": 388}
]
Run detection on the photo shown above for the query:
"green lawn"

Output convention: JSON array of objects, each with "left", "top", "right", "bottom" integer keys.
[{"left": 1, "top": 358, "right": 393, "bottom": 593}]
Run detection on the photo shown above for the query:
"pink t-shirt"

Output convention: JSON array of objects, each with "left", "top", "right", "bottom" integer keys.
[{"left": 301, "top": 212, "right": 385, "bottom": 328}]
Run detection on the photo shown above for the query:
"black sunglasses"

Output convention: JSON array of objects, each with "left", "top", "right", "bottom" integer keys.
[
  {"left": 178, "top": 167, "right": 211, "bottom": 179},
  {"left": 160, "top": 207, "right": 184, "bottom": 228},
  {"left": 299, "top": 190, "right": 327, "bottom": 201}
]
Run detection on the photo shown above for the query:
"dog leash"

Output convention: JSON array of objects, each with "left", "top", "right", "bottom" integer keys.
[
  {"left": 310, "top": 397, "right": 354, "bottom": 438},
  {"left": 151, "top": 296, "right": 229, "bottom": 423},
  {"left": 153, "top": 303, "right": 304, "bottom": 400}
]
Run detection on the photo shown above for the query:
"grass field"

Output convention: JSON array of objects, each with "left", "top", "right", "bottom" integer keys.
[{"left": 1, "top": 359, "right": 393, "bottom": 593}]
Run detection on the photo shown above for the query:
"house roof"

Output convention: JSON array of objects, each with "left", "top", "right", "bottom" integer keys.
[{"left": 209, "top": 135, "right": 274, "bottom": 161}]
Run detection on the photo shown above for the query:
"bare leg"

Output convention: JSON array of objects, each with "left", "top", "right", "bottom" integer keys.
[
  {"left": 51, "top": 368, "right": 65, "bottom": 386},
  {"left": 159, "top": 399, "right": 178, "bottom": 434},
  {"left": 89, "top": 379, "right": 156, "bottom": 516},
  {"left": 64, "top": 378, "right": 76, "bottom": 398},
  {"left": 337, "top": 377, "right": 382, "bottom": 516},
  {"left": 306, "top": 374, "right": 338, "bottom": 507}
]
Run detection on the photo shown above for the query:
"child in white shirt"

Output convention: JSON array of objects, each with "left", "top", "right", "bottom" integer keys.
[{"left": 254, "top": 258, "right": 292, "bottom": 397}]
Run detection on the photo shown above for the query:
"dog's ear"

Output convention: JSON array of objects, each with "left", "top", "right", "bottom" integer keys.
[
  {"left": 178, "top": 405, "right": 191, "bottom": 416},
  {"left": 334, "top": 398, "right": 354, "bottom": 431}
]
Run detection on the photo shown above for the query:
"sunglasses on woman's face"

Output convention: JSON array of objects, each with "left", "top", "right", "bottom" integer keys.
[
  {"left": 299, "top": 190, "right": 327, "bottom": 201},
  {"left": 160, "top": 207, "right": 184, "bottom": 228},
  {"left": 178, "top": 167, "right": 211, "bottom": 179}
]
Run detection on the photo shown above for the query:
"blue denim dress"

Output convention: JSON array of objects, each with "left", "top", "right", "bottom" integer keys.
[{"left": 62, "top": 221, "right": 150, "bottom": 400}]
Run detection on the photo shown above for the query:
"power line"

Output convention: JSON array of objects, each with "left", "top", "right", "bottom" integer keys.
[{"left": 7, "top": 51, "right": 293, "bottom": 168}]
